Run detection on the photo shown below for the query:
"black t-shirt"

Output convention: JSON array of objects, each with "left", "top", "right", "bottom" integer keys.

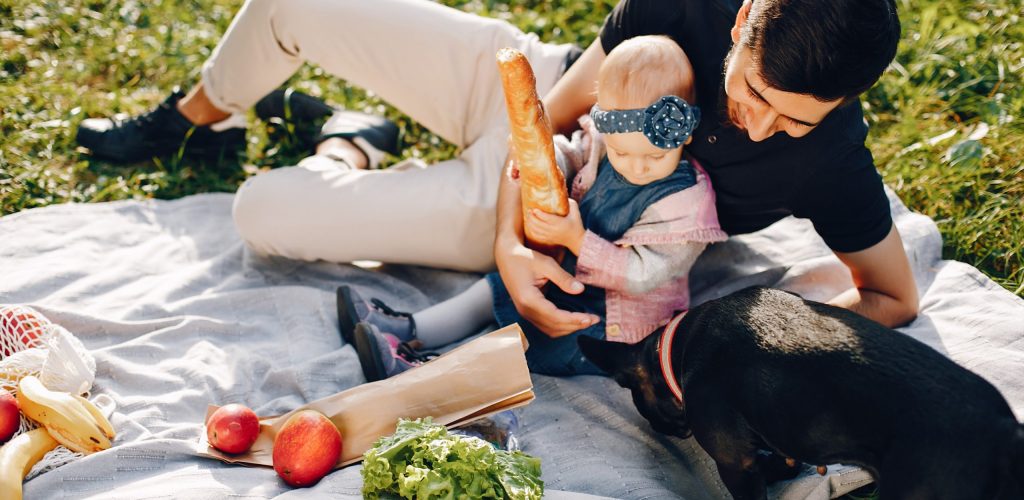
[{"left": 599, "top": 0, "right": 893, "bottom": 252}]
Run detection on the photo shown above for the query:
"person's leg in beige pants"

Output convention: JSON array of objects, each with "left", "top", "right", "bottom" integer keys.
[{"left": 210, "top": 0, "right": 572, "bottom": 271}]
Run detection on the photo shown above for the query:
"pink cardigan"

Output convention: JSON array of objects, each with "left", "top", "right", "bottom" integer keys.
[{"left": 553, "top": 116, "right": 728, "bottom": 343}]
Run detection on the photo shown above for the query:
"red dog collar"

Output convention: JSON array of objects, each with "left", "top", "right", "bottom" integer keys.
[{"left": 658, "top": 312, "right": 687, "bottom": 403}]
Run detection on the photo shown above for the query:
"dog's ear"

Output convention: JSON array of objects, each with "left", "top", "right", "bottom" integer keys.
[{"left": 578, "top": 336, "right": 646, "bottom": 389}]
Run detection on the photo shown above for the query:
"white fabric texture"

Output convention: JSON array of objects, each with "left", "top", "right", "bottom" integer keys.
[{"left": 0, "top": 190, "right": 1021, "bottom": 499}]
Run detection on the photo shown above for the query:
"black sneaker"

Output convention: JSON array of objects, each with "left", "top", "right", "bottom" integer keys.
[
  {"left": 76, "top": 89, "right": 246, "bottom": 163},
  {"left": 254, "top": 88, "right": 336, "bottom": 124},
  {"left": 254, "top": 88, "right": 401, "bottom": 168}
]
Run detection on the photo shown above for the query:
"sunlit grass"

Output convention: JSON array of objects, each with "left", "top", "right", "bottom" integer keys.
[{"left": 1, "top": 0, "right": 1021, "bottom": 296}]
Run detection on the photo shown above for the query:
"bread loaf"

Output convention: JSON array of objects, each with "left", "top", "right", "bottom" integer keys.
[{"left": 496, "top": 48, "right": 570, "bottom": 252}]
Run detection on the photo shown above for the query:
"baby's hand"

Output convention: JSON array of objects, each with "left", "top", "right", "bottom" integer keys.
[{"left": 525, "top": 199, "right": 585, "bottom": 255}]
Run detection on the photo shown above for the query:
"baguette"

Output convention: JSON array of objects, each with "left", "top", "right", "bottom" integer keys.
[{"left": 496, "top": 48, "right": 570, "bottom": 253}]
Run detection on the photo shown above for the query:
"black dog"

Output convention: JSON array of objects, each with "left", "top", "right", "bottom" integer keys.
[{"left": 579, "top": 286, "right": 1024, "bottom": 499}]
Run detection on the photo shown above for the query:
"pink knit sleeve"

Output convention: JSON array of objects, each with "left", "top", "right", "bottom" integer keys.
[{"left": 574, "top": 230, "right": 631, "bottom": 290}]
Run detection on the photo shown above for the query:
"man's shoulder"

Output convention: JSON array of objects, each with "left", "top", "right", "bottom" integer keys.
[{"left": 602, "top": 0, "right": 735, "bottom": 41}]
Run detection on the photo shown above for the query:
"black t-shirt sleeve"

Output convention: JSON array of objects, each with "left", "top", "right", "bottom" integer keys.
[
  {"left": 599, "top": 0, "right": 686, "bottom": 54},
  {"left": 792, "top": 141, "right": 893, "bottom": 253}
]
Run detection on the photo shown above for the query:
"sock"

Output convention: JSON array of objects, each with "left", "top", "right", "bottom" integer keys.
[{"left": 413, "top": 278, "right": 494, "bottom": 349}]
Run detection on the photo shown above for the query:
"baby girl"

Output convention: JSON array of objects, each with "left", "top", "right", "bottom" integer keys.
[{"left": 339, "top": 35, "right": 726, "bottom": 379}]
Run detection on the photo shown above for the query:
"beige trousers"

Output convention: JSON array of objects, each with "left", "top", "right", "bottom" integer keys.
[{"left": 206, "top": 0, "right": 573, "bottom": 272}]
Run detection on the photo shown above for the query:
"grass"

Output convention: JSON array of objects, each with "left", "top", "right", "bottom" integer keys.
[{"left": 1, "top": 0, "right": 1021, "bottom": 303}]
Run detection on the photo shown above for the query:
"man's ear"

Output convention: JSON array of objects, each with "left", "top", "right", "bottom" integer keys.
[
  {"left": 578, "top": 336, "right": 645, "bottom": 388},
  {"left": 731, "top": 0, "right": 753, "bottom": 44}
]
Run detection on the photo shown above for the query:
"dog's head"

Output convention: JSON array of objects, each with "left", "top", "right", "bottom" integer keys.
[{"left": 578, "top": 333, "right": 691, "bottom": 438}]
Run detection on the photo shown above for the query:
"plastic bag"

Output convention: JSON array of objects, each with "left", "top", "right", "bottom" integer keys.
[{"left": 451, "top": 409, "right": 522, "bottom": 451}]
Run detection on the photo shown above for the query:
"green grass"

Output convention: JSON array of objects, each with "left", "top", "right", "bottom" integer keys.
[{"left": 1, "top": 0, "right": 1021, "bottom": 298}]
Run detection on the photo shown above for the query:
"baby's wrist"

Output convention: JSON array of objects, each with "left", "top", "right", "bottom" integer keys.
[{"left": 567, "top": 228, "right": 585, "bottom": 255}]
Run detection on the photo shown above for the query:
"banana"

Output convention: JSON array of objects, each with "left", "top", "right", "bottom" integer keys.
[
  {"left": 16, "top": 376, "right": 115, "bottom": 454},
  {"left": 0, "top": 428, "right": 60, "bottom": 500},
  {"left": 72, "top": 394, "right": 115, "bottom": 439}
]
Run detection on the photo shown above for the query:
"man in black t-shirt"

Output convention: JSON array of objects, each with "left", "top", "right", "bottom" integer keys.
[{"left": 496, "top": 0, "right": 919, "bottom": 333}]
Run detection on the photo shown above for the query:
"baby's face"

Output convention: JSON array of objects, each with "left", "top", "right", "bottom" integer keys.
[{"left": 603, "top": 131, "right": 685, "bottom": 185}]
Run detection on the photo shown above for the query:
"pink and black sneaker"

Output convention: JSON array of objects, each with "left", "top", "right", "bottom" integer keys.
[
  {"left": 337, "top": 285, "right": 417, "bottom": 347},
  {"left": 353, "top": 322, "right": 436, "bottom": 382}
]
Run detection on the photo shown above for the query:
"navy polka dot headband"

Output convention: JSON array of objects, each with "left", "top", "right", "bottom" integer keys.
[{"left": 590, "top": 95, "right": 701, "bottom": 150}]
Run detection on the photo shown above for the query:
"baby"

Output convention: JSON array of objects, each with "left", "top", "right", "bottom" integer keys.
[{"left": 339, "top": 35, "right": 727, "bottom": 379}]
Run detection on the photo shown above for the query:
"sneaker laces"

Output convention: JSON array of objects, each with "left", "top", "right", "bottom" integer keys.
[
  {"left": 396, "top": 342, "right": 438, "bottom": 364},
  {"left": 370, "top": 298, "right": 418, "bottom": 334},
  {"left": 112, "top": 91, "right": 183, "bottom": 135}
]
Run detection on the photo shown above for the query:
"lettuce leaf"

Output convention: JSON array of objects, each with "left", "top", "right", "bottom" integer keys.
[{"left": 361, "top": 418, "right": 543, "bottom": 500}]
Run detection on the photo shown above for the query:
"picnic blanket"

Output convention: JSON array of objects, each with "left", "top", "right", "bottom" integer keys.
[{"left": 1, "top": 188, "right": 1021, "bottom": 500}]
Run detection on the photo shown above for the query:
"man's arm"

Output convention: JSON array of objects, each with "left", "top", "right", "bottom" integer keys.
[
  {"left": 543, "top": 40, "right": 605, "bottom": 135},
  {"left": 494, "top": 162, "right": 600, "bottom": 337},
  {"left": 490, "top": 39, "right": 608, "bottom": 337},
  {"left": 829, "top": 224, "right": 919, "bottom": 327}
]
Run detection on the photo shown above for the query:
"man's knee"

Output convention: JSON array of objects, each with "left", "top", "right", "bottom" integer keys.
[{"left": 232, "top": 174, "right": 282, "bottom": 253}]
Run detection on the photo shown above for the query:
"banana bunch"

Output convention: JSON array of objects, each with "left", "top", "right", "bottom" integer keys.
[
  {"left": 16, "top": 376, "right": 115, "bottom": 454},
  {"left": 0, "top": 429, "right": 59, "bottom": 500}
]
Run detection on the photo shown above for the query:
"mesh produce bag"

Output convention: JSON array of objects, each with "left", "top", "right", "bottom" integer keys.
[
  {"left": 1, "top": 305, "right": 53, "bottom": 394},
  {"left": 0, "top": 305, "right": 101, "bottom": 478},
  {"left": 0, "top": 305, "right": 96, "bottom": 395}
]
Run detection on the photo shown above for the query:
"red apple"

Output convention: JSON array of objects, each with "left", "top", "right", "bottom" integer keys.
[
  {"left": 272, "top": 409, "right": 342, "bottom": 487},
  {"left": 206, "top": 404, "right": 260, "bottom": 454},
  {"left": 0, "top": 307, "right": 48, "bottom": 356},
  {"left": 0, "top": 389, "right": 20, "bottom": 443}
]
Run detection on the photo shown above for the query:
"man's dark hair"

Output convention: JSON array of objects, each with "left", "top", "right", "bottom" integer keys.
[{"left": 741, "top": 0, "right": 901, "bottom": 102}]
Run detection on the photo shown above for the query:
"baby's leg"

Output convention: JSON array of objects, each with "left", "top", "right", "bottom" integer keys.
[{"left": 414, "top": 278, "right": 495, "bottom": 349}]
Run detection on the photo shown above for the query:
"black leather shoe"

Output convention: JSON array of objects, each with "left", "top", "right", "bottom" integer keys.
[
  {"left": 254, "top": 88, "right": 335, "bottom": 124},
  {"left": 316, "top": 109, "right": 401, "bottom": 158},
  {"left": 76, "top": 89, "right": 245, "bottom": 163},
  {"left": 255, "top": 88, "right": 401, "bottom": 164}
]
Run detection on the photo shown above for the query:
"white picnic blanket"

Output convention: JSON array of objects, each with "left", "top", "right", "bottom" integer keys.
[{"left": 0, "top": 189, "right": 1021, "bottom": 500}]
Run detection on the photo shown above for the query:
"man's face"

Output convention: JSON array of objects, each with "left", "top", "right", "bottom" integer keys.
[{"left": 721, "top": 43, "right": 843, "bottom": 142}]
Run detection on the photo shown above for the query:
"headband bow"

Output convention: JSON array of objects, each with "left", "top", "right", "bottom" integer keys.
[{"left": 590, "top": 95, "right": 701, "bottom": 150}]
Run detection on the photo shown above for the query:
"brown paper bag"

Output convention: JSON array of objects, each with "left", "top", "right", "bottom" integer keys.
[{"left": 197, "top": 324, "right": 534, "bottom": 468}]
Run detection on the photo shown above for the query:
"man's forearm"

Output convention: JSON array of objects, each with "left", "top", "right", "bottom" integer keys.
[
  {"left": 494, "top": 160, "right": 525, "bottom": 256},
  {"left": 831, "top": 225, "right": 920, "bottom": 328},
  {"left": 829, "top": 286, "right": 918, "bottom": 328},
  {"left": 542, "top": 40, "right": 605, "bottom": 136}
]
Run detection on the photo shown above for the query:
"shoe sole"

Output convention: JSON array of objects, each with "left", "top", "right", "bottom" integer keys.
[
  {"left": 353, "top": 323, "right": 388, "bottom": 383},
  {"left": 336, "top": 285, "right": 359, "bottom": 346},
  {"left": 76, "top": 129, "right": 245, "bottom": 164}
]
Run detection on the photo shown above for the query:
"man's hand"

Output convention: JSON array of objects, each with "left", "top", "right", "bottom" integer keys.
[
  {"left": 496, "top": 240, "right": 600, "bottom": 337},
  {"left": 525, "top": 199, "right": 585, "bottom": 255},
  {"left": 495, "top": 151, "right": 599, "bottom": 337},
  {"left": 830, "top": 224, "right": 919, "bottom": 327}
]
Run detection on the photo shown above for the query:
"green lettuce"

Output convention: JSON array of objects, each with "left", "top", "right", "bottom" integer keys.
[{"left": 361, "top": 418, "right": 544, "bottom": 500}]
